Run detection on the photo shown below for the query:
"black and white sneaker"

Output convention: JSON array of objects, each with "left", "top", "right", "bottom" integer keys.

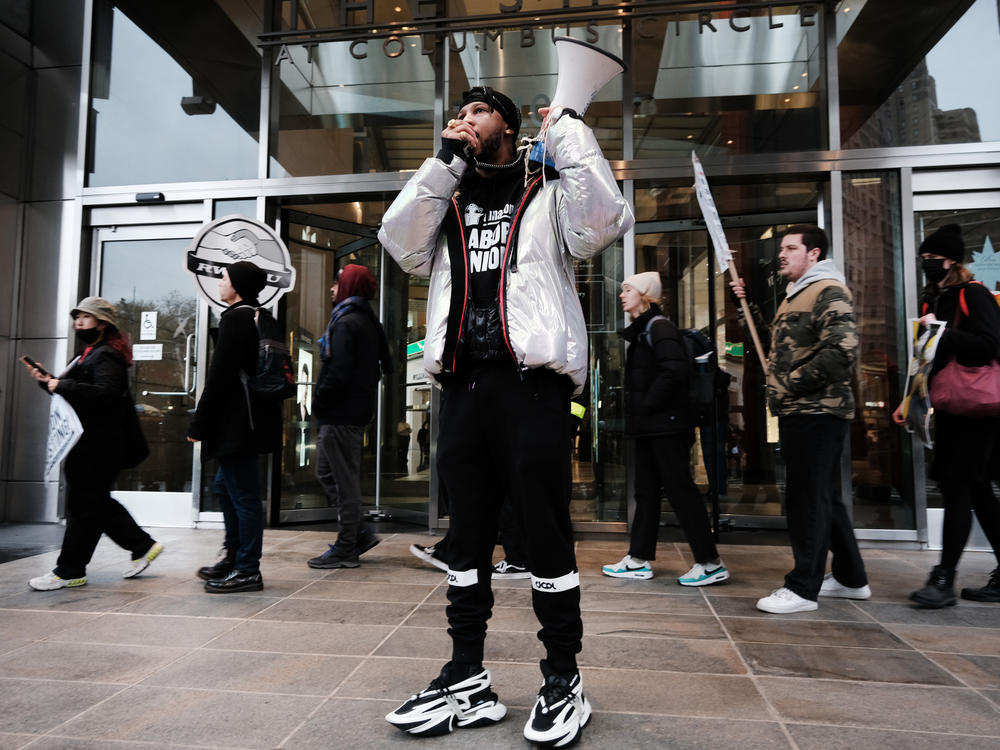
[
  {"left": 386, "top": 663, "right": 507, "bottom": 736},
  {"left": 523, "top": 661, "right": 591, "bottom": 747},
  {"left": 409, "top": 543, "right": 448, "bottom": 572},
  {"left": 492, "top": 559, "right": 530, "bottom": 579}
]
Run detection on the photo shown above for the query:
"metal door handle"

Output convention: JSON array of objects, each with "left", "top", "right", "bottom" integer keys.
[{"left": 143, "top": 333, "right": 197, "bottom": 397}]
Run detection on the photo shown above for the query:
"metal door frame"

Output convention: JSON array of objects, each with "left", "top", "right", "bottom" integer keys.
[{"left": 89, "top": 211, "right": 214, "bottom": 526}]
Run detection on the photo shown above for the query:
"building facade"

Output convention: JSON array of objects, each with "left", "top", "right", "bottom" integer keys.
[{"left": 3, "top": 0, "right": 999, "bottom": 547}]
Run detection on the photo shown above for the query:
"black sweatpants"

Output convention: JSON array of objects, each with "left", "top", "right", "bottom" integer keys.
[
  {"left": 55, "top": 452, "right": 155, "bottom": 579},
  {"left": 780, "top": 414, "right": 868, "bottom": 601},
  {"left": 437, "top": 365, "right": 582, "bottom": 674},
  {"left": 630, "top": 435, "right": 717, "bottom": 563}
]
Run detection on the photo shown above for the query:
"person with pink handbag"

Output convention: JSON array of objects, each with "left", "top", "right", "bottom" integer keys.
[{"left": 892, "top": 224, "right": 1000, "bottom": 608}]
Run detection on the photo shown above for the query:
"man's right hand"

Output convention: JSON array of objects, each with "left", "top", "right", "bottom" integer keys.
[{"left": 729, "top": 278, "right": 747, "bottom": 300}]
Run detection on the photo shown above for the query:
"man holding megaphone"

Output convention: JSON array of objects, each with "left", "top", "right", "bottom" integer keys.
[{"left": 380, "top": 82, "right": 632, "bottom": 746}]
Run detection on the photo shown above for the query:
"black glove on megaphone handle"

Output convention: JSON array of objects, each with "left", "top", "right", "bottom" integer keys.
[{"left": 437, "top": 137, "right": 475, "bottom": 167}]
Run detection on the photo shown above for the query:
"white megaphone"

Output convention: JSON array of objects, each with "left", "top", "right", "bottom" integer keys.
[{"left": 529, "top": 36, "right": 627, "bottom": 167}]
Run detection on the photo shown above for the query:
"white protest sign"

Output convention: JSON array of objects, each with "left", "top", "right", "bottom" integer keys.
[
  {"left": 691, "top": 151, "right": 733, "bottom": 274},
  {"left": 46, "top": 394, "right": 83, "bottom": 479}
]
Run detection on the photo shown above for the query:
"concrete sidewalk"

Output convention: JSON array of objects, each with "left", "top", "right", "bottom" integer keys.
[{"left": 0, "top": 527, "right": 998, "bottom": 749}]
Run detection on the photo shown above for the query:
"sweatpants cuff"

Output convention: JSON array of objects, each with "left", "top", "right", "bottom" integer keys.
[
  {"left": 451, "top": 639, "right": 485, "bottom": 666},
  {"left": 545, "top": 652, "right": 578, "bottom": 675}
]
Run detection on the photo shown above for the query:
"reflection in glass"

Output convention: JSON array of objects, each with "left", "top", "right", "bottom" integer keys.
[
  {"left": 100, "top": 239, "right": 197, "bottom": 493},
  {"left": 842, "top": 172, "right": 914, "bottom": 530},
  {"left": 633, "top": 6, "right": 824, "bottom": 158},
  {"left": 88, "top": 1, "right": 261, "bottom": 186},
  {"left": 842, "top": 0, "right": 1000, "bottom": 148},
  {"left": 271, "top": 38, "right": 434, "bottom": 176}
]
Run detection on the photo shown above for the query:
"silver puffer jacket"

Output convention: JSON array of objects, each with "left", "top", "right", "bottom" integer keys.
[{"left": 377, "top": 114, "right": 633, "bottom": 393}]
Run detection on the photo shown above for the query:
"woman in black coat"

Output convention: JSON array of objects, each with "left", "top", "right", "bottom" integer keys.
[
  {"left": 893, "top": 225, "right": 1000, "bottom": 607},
  {"left": 601, "top": 272, "right": 729, "bottom": 586},
  {"left": 22, "top": 297, "right": 162, "bottom": 591}
]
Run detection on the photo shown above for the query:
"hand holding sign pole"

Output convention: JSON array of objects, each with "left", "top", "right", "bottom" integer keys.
[{"left": 691, "top": 151, "right": 769, "bottom": 376}]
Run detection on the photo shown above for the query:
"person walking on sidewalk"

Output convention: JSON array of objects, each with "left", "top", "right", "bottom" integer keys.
[
  {"left": 307, "top": 264, "right": 392, "bottom": 569},
  {"left": 188, "top": 262, "right": 281, "bottom": 593},
  {"left": 22, "top": 297, "right": 163, "bottom": 590},
  {"left": 379, "top": 86, "right": 633, "bottom": 745},
  {"left": 732, "top": 225, "right": 870, "bottom": 614},
  {"left": 602, "top": 272, "right": 729, "bottom": 586},
  {"left": 892, "top": 224, "right": 1000, "bottom": 607}
]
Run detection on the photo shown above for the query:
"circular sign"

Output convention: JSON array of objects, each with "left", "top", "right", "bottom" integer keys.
[{"left": 184, "top": 215, "right": 296, "bottom": 309}]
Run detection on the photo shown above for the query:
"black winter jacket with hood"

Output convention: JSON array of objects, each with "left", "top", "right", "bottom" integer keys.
[{"left": 621, "top": 304, "right": 693, "bottom": 438}]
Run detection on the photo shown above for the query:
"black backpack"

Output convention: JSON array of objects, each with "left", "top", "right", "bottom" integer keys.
[
  {"left": 243, "top": 307, "right": 296, "bottom": 400},
  {"left": 642, "top": 316, "right": 725, "bottom": 423}
]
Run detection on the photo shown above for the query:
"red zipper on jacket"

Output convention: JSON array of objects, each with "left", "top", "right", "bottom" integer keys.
[
  {"left": 498, "top": 175, "right": 544, "bottom": 364},
  {"left": 449, "top": 197, "right": 470, "bottom": 372}
]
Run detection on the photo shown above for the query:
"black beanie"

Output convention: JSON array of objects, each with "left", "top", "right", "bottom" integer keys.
[
  {"left": 461, "top": 86, "right": 521, "bottom": 138},
  {"left": 227, "top": 261, "right": 267, "bottom": 301},
  {"left": 918, "top": 224, "right": 965, "bottom": 263}
]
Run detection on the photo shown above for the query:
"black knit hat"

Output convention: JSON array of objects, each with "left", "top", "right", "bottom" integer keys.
[
  {"left": 918, "top": 224, "right": 965, "bottom": 263},
  {"left": 461, "top": 86, "right": 521, "bottom": 138},
  {"left": 227, "top": 261, "right": 267, "bottom": 301}
]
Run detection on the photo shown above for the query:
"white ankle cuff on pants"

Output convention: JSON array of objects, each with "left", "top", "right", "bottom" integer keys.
[{"left": 531, "top": 571, "right": 579, "bottom": 593}]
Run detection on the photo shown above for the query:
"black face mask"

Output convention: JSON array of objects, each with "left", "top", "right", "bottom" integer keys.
[
  {"left": 77, "top": 328, "right": 101, "bottom": 345},
  {"left": 922, "top": 257, "right": 948, "bottom": 284}
]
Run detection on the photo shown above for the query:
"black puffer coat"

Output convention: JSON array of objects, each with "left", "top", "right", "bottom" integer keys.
[
  {"left": 924, "top": 282, "right": 1000, "bottom": 482},
  {"left": 621, "top": 304, "right": 693, "bottom": 438},
  {"left": 53, "top": 343, "right": 129, "bottom": 468},
  {"left": 187, "top": 301, "right": 282, "bottom": 459}
]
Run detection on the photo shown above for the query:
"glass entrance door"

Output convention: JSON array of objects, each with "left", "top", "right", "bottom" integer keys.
[{"left": 95, "top": 224, "right": 205, "bottom": 526}]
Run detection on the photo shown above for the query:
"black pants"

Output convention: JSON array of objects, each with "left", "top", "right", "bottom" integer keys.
[
  {"left": 630, "top": 435, "right": 718, "bottom": 563},
  {"left": 214, "top": 453, "right": 263, "bottom": 575},
  {"left": 437, "top": 365, "right": 581, "bottom": 674},
  {"left": 780, "top": 414, "right": 867, "bottom": 601},
  {"left": 316, "top": 423, "right": 371, "bottom": 552},
  {"left": 435, "top": 495, "right": 527, "bottom": 568},
  {"left": 939, "top": 478, "right": 1000, "bottom": 570},
  {"left": 55, "top": 452, "right": 155, "bottom": 579}
]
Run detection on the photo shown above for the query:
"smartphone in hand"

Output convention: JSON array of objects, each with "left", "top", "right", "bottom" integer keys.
[{"left": 21, "top": 355, "right": 50, "bottom": 377}]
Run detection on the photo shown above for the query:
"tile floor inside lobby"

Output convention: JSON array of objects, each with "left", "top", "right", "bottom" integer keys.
[{"left": 0, "top": 526, "right": 998, "bottom": 749}]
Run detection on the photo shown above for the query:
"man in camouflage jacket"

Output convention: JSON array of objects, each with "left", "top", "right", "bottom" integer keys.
[{"left": 734, "top": 224, "right": 870, "bottom": 614}]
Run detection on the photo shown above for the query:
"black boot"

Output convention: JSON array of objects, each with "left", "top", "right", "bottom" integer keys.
[
  {"left": 197, "top": 549, "right": 235, "bottom": 581},
  {"left": 961, "top": 567, "right": 1000, "bottom": 602},
  {"left": 910, "top": 565, "right": 957, "bottom": 608}
]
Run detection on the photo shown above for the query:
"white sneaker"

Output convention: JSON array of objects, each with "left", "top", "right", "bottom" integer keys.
[
  {"left": 678, "top": 561, "right": 730, "bottom": 587},
  {"left": 123, "top": 541, "right": 165, "bottom": 579},
  {"left": 492, "top": 559, "right": 530, "bottom": 579},
  {"left": 524, "top": 662, "right": 592, "bottom": 747},
  {"left": 602, "top": 555, "right": 653, "bottom": 580},
  {"left": 409, "top": 543, "right": 448, "bottom": 572},
  {"left": 386, "top": 665, "right": 507, "bottom": 736},
  {"left": 756, "top": 587, "right": 818, "bottom": 614},
  {"left": 819, "top": 572, "right": 871, "bottom": 600},
  {"left": 29, "top": 571, "right": 87, "bottom": 591}
]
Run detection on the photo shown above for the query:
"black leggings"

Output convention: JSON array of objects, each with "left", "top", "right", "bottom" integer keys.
[{"left": 939, "top": 479, "right": 1000, "bottom": 571}]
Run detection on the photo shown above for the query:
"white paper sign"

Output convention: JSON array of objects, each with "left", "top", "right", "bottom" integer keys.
[
  {"left": 46, "top": 394, "right": 83, "bottom": 479},
  {"left": 133, "top": 344, "right": 163, "bottom": 361},
  {"left": 691, "top": 151, "right": 734, "bottom": 274},
  {"left": 140, "top": 311, "right": 158, "bottom": 340}
]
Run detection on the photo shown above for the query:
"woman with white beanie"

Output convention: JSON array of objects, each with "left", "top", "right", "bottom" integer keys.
[{"left": 602, "top": 272, "right": 729, "bottom": 585}]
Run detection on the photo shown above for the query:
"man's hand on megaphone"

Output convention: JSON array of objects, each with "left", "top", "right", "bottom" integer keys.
[{"left": 538, "top": 106, "right": 582, "bottom": 133}]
